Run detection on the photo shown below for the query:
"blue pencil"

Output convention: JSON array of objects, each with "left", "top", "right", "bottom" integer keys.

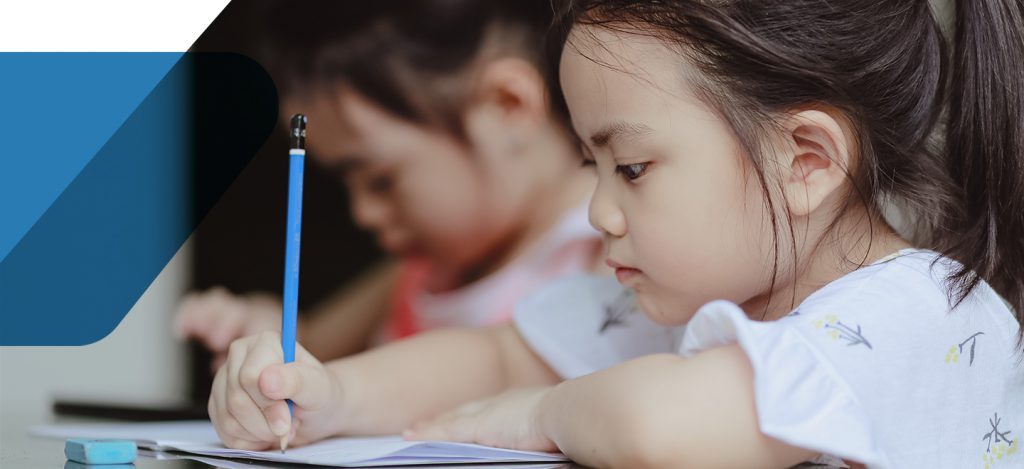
[{"left": 280, "top": 114, "right": 306, "bottom": 453}]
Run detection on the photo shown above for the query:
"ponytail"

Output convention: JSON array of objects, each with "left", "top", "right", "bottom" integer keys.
[{"left": 942, "top": 0, "right": 1024, "bottom": 337}]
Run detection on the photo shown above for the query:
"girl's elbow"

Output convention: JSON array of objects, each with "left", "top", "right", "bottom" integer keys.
[
  {"left": 610, "top": 434, "right": 691, "bottom": 468},
  {"left": 606, "top": 409, "right": 699, "bottom": 468}
]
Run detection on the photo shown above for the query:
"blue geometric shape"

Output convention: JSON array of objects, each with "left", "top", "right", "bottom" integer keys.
[
  {"left": 0, "top": 53, "right": 278, "bottom": 345},
  {"left": 0, "top": 53, "right": 183, "bottom": 262}
]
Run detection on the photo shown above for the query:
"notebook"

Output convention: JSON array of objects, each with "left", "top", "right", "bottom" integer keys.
[{"left": 32, "top": 420, "right": 568, "bottom": 467}]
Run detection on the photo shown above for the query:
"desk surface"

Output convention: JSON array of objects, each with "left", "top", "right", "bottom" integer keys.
[{"left": 2, "top": 414, "right": 583, "bottom": 469}]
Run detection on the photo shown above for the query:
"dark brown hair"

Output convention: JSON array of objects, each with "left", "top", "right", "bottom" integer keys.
[
  {"left": 256, "top": 0, "right": 556, "bottom": 138},
  {"left": 547, "top": 0, "right": 1024, "bottom": 339}
]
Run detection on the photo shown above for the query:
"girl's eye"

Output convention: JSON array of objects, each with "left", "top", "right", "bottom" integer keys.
[
  {"left": 346, "top": 167, "right": 395, "bottom": 195},
  {"left": 580, "top": 158, "right": 596, "bottom": 167},
  {"left": 614, "top": 162, "right": 650, "bottom": 181},
  {"left": 367, "top": 173, "right": 394, "bottom": 194}
]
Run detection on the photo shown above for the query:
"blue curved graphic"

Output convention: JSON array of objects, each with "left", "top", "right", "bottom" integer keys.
[
  {"left": 0, "top": 53, "right": 278, "bottom": 345},
  {"left": 0, "top": 53, "right": 183, "bottom": 261}
]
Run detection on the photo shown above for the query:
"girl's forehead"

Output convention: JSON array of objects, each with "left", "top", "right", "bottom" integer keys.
[
  {"left": 563, "top": 24, "right": 686, "bottom": 76},
  {"left": 304, "top": 87, "right": 436, "bottom": 149},
  {"left": 560, "top": 25, "right": 710, "bottom": 139}
]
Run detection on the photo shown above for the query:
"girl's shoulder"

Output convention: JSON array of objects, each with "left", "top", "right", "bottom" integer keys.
[
  {"left": 680, "top": 249, "right": 1024, "bottom": 468},
  {"left": 784, "top": 248, "right": 1016, "bottom": 343},
  {"left": 796, "top": 248, "right": 963, "bottom": 314}
]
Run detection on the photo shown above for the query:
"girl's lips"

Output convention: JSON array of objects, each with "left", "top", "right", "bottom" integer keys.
[
  {"left": 607, "top": 259, "right": 642, "bottom": 283},
  {"left": 381, "top": 240, "right": 427, "bottom": 259},
  {"left": 614, "top": 267, "right": 642, "bottom": 284}
]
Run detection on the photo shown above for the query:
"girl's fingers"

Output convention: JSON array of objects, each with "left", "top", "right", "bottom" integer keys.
[
  {"left": 217, "top": 331, "right": 326, "bottom": 446},
  {"left": 176, "top": 288, "right": 236, "bottom": 351},
  {"left": 294, "top": 342, "right": 318, "bottom": 365},
  {"left": 406, "top": 422, "right": 460, "bottom": 442},
  {"left": 204, "top": 297, "right": 247, "bottom": 353},
  {"left": 211, "top": 353, "right": 227, "bottom": 374},
  {"left": 210, "top": 365, "right": 269, "bottom": 450},
  {"left": 175, "top": 292, "right": 220, "bottom": 340},
  {"left": 405, "top": 412, "right": 474, "bottom": 443},
  {"left": 284, "top": 419, "right": 311, "bottom": 447},
  {"left": 234, "top": 332, "right": 300, "bottom": 437},
  {"left": 224, "top": 392, "right": 278, "bottom": 443},
  {"left": 262, "top": 400, "right": 294, "bottom": 437},
  {"left": 218, "top": 417, "right": 272, "bottom": 450},
  {"left": 237, "top": 333, "right": 284, "bottom": 409},
  {"left": 226, "top": 341, "right": 278, "bottom": 442},
  {"left": 258, "top": 360, "right": 333, "bottom": 411},
  {"left": 172, "top": 294, "right": 198, "bottom": 339},
  {"left": 218, "top": 409, "right": 271, "bottom": 450},
  {"left": 403, "top": 420, "right": 439, "bottom": 441}
]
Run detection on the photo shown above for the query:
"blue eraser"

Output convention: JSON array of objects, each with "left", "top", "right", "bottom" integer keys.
[
  {"left": 64, "top": 438, "right": 137, "bottom": 465},
  {"left": 65, "top": 461, "right": 135, "bottom": 469}
]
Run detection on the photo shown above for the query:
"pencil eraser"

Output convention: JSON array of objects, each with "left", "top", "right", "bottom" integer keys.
[{"left": 64, "top": 438, "right": 137, "bottom": 465}]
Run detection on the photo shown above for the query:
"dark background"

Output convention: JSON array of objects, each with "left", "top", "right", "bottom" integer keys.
[{"left": 185, "top": 1, "right": 383, "bottom": 406}]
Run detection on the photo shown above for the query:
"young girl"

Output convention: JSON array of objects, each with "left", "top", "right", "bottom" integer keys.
[
  {"left": 174, "top": 0, "right": 602, "bottom": 366},
  {"left": 207, "top": 1, "right": 1024, "bottom": 468}
]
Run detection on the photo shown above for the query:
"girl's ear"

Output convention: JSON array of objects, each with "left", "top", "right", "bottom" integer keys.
[
  {"left": 777, "top": 109, "right": 853, "bottom": 217},
  {"left": 462, "top": 57, "right": 548, "bottom": 158}
]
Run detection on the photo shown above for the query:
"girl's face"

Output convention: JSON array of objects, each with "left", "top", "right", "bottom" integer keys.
[
  {"left": 560, "top": 26, "right": 776, "bottom": 325},
  {"left": 283, "top": 88, "right": 532, "bottom": 274}
]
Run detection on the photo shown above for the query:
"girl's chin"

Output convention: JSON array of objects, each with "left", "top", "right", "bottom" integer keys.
[{"left": 633, "top": 292, "right": 692, "bottom": 327}]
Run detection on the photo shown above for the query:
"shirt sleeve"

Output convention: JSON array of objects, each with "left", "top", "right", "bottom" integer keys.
[
  {"left": 513, "top": 275, "right": 680, "bottom": 379},
  {"left": 678, "top": 301, "right": 891, "bottom": 468},
  {"left": 676, "top": 252, "right": 1024, "bottom": 469}
]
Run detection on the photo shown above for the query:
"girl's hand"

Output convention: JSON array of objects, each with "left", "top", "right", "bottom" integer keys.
[
  {"left": 209, "top": 331, "right": 344, "bottom": 450},
  {"left": 403, "top": 387, "right": 558, "bottom": 453},
  {"left": 174, "top": 288, "right": 285, "bottom": 372}
]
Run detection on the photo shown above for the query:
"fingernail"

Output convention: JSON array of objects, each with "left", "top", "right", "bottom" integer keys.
[
  {"left": 402, "top": 429, "right": 413, "bottom": 439},
  {"left": 272, "top": 418, "right": 289, "bottom": 436}
]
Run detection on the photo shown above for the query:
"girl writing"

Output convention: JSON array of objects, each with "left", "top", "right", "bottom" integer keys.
[
  {"left": 175, "top": 0, "right": 602, "bottom": 365},
  {"left": 208, "top": 1, "right": 1023, "bottom": 467}
]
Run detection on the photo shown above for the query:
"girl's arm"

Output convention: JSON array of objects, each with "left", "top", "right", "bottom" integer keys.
[
  {"left": 331, "top": 324, "right": 561, "bottom": 434},
  {"left": 209, "top": 324, "right": 560, "bottom": 450},
  {"left": 298, "top": 260, "right": 398, "bottom": 359},
  {"left": 174, "top": 261, "right": 397, "bottom": 369},
  {"left": 538, "top": 346, "right": 816, "bottom": 469}
]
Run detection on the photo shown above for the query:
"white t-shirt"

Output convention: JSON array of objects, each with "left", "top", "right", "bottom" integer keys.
[{"left": 514, "top": 249, "right": 1023, "bottom": 469}]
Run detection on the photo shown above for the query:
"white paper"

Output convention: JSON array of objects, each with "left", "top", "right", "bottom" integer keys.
[{"left": 32, "top": 420, "right": 567, "bottom": 467}]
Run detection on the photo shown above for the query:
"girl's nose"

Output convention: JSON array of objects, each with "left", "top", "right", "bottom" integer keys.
[
  {"left": 588, "top": 180, "right": 627, "bottom": 238},
  {"left": 350, "top": 188, "right": 394, "bottom": 232}
]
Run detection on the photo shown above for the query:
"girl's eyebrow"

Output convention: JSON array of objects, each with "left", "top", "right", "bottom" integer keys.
[
  {"left": 590, "top": 121, "right": 654, "bottom": 147},
  {"left": 323, "top": 154, "right": 369, "bottom": 175}
]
